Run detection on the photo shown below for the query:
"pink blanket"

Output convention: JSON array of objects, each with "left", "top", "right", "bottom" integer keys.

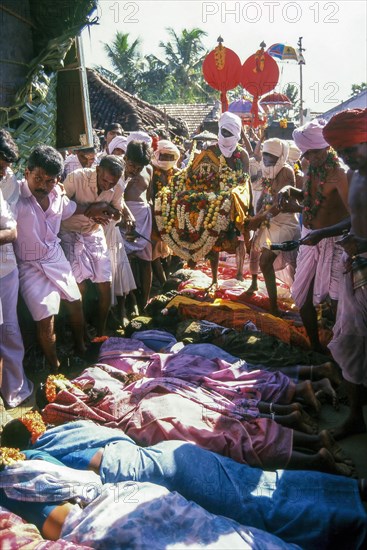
[{"left": 41, "top": 366, "right": 293, "bottom": 469}]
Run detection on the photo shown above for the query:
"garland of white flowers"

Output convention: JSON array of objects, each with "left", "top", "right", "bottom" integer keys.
[{"left": 154, "top": 152, "right": 249, "bottom": 262}]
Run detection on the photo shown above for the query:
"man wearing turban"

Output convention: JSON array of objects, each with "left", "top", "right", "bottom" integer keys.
[
  {"left": 207, "top": 112, "right": 251, "bottom": 282},
  {"left": 245, "top": 138, "right": 300, "bottom": 315},
  {"left": 321, "top": 108, "right": 367, "bottom": 439},
  {"left": 278, "top": 118, "right": 349, "bottom": 352}
]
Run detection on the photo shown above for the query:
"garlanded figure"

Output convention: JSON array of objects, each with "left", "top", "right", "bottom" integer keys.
[{"left": 155, "top": 112, "right": 251, "bottom": 286}]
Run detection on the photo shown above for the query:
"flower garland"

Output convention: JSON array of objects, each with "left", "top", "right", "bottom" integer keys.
[
  {"left": 45, "top": 374, "right": 81, "bottom": 403},
  {"left": 154, "top": 149, "right": 249, "bottom": 261},
  {"left": 259, "top": 177, "right": 275, "bottom": 228},
  {"left": 19, "top": 411, "right": 46, "bottom": 444},
  {"left": 0, "top": 447, "right": 26, "bottom": 468},
  {"left": 303, "top": 148, "right": 339, "bottom": 225}
]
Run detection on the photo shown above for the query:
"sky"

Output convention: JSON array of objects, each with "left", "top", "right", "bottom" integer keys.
[{"left": 82, "top": 0, "right": 367, "bottom": 113}]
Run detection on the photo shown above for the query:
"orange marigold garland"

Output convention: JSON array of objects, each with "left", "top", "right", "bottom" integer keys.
[
  {"left": 18, "top": 411, "right": 46, "bottom": 444},
  {"left": 45, "top": 374, "right": 80, "bottom": 403},
  {"left": 0, "top": 447, "right": 26, "bottom": 468}
]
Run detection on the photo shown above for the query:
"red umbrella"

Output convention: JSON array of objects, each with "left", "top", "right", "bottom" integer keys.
[
  {"left": 203, "top": 37, "right": 242, "bottom": 112},
  {"left": 260, "top": 92, "right": 293, "bottom": 108},
  {"left": 240, "top": 43, "right": 279, "bottom": 127}
]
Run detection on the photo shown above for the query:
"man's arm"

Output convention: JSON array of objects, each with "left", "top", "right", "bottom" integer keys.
[
  {"left": 0, "top": 226, "right": 16, "bottom": 245},
  {"left": 301, "top": 217, "right": 351, "bottom": 246}
]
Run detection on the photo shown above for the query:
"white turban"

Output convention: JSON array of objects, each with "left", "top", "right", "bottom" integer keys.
[
  {"left": 292, "top": 119, "right": 329, "bottom": 154},
  {"left": 108, "top": 135, "right": 127, "bottom": 155},
  {"left": 261, "top": 138, "right": 289, "bottom": 179},
  {"left": 218, "top": 112, "right": 242, "bottom": 158},
  {"left": 286, "top": 140, "right": 301, "bottom": 164},
  {"left": 126, "top": 131, "right": 153, "bottom": 147},
  {"left": 152, "top": 139, "right": 180, "bottom": 170}
]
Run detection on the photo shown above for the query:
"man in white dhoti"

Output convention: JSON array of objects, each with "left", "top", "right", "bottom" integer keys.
[
  {"left": 322, "top": 108, "right": 367, "bottom": 439},
  {"left": 122, "top": 139, "right": 153, "bottom": 312},
  {"left": 14, "top": 146, "right": 112, "bottom": 372},
  {"left": 278, "top": 119, "right": 349, "bottom": 351},
  {"left": 61, "top": 155, "right": 130, "bottom": 336},
  {"left": 245, "top": 138, "right": 299, "bottom": 315},
  {"left": 0, "top": 190, "right": 33, "bottom": 407}
]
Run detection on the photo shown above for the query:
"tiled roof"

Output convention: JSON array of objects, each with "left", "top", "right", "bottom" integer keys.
[
  {"left": 155, "top": 102, "right": 221, "bottom": 136},
  {"left": 87, "top": 69, "right": 188, "bottom": 136}
]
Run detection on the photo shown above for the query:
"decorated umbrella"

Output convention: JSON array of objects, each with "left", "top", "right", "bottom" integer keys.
[
  {"left": 228, "top": 99, "right": 267, "bottom": 126},
  {"left": 267, "top": 43, "right": 301, "bottom": 62},
  {"left": 260, "top": 92, "right": 292, "bottom": 108},
  {"left": 240, "top": 42, "right": 279, "bottom": 127},
  {"left": 203, "top": 36, "right": 242, "bottom": 112}
]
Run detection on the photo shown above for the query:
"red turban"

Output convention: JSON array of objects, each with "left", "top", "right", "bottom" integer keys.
[{"left": 322, "top": 108, "right": 367, "bottom": 150}]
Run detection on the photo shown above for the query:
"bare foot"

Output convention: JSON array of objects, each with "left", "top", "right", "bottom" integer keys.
[
  {"left": 317, "top": 448, "right": 355, "bottom": 477},
  {"left": 244, "top": 284, "right": 258, "bottom": 295},
  {"left": 277, "top": 410, "right": 318, "bottom": 434},
  {"left": 329, "top": 417, "right": 367, "bottom": 441},
  {"left": 312, "top": 378, "right": 339, "bottom": 410},
  {"left": 236, "top": 273, "right": 244, "bottom": 282},
  {"left": 296, "top": 380, "right": 321, "bottom": 415},
  {"left": 312, "top": 362, "right": 342, "bottom": 388},
  {"left": 319, "top": 430, "right": 354, "bottom": 465}
]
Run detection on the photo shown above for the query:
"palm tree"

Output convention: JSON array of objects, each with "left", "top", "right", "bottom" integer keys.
[
  {"left": 99, "top": 32, "right": 143, "bottom": 94},
  {"left": 158, "top": 27, "right": 213, "bottom": 102}
]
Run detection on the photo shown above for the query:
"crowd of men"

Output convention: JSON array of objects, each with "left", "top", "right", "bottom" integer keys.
[{"left": 0, "top": 108, "right": 366, "bottom": 441}]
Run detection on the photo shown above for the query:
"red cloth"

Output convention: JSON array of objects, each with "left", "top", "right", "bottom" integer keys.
[{"left": 323, "top": 108, "right": 367, "bottom": 149}]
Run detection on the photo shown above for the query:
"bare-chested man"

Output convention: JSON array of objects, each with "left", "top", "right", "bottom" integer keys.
[
  {"left": 245, "top": 138, "right": 299, "bottom": 316},
  {"left": 278, "top": 119, "right": 349, "bottom": 352},
  {"left": 321, "top": 108, "right": 367, "bottom": 439},
  {"left": 122, "top": 140, "right": 153, "bottom": 312}
]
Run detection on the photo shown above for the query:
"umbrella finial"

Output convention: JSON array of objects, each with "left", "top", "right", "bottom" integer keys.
[
  {"left": 260, "top": 41, "right": 266, "bottom": 49},
  {"left": 217, "top": 36, "right": 224, "bottom": 44}
]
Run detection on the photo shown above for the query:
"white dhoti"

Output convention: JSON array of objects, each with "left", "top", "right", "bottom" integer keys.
[
  {"left": 292, "top": 227, "right": 344, "bottom": 309},
  {"left": 328, "top": 254, "right": 367, "bottom": 386},
  {"left": 18, "top": 246, "right": 81, "bottom": 321},
  {"left": 104, "top": 221, "right": 136, "bottom": 302},
  {"left": 0, "top": 268, "right": 33, "bottom": 407},
  {"left": 122, "top": 201, "right": 152, "bottom": 261},
  {"left": 61, "top": 228, "right": 112, "bottom": 284},
  {"left": 250, "top": 213, "right": 301, "bottom": 288}
]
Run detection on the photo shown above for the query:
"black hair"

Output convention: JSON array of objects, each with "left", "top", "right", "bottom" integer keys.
[
  {"left": 99, "top": 155, "right": 124, "bottom": 177},
  {"left": 27, "top": 145, "right": 64, "bottom": 177},
  {"left": 0, "top": 129, "right": 19, "bottom": 163},
  {"left": 35, "top": 382, "right": 49, "bottom": 410},
  {"left": 104, "top": 123, "right": 123, "bottom": 137},
  {"left": 1, "top": 419, "right": 32, "bottom": 449},
  {"left": 125, "top": 140, "right": 152, "bottom": 166}
]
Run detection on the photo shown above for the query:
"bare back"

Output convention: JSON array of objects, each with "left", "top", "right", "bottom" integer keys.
[{"left": 124, "top": 166, "right": 152, "bottom": 203}]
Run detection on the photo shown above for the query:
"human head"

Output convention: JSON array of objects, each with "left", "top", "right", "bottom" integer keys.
[
  {"left": 104, "top": 123, "right": 123, "bottom": 146},
  {"left": 293, "top": 118, "right": 330, "bottom": 167},
  {"left": 287, "top": 140, "right": 302, "bottom": 165},
  {"left": 0, "top": 129, "right": 19, "bottom": 178},
  {"left": 1, "top": 410, "right": 46, "bottom": 449},
  {"left": 152, "top": 139, "right": 180, "bottom": 171},
  {"left": 25, "top": 145, "right": 64, "bottom": 199},
  {"left": 125, "top": 140, "right": 152, "bottom": 177},
  {"left": 322, "top": 108, "right": 367, "bottom": 171},
  {"left": 261, "top": 138, "right": 289, "bottom": 178},
  {"left": 126, "top": 131, "right": 153, "bottom": 148},
  {"left": 218, "top": 112, "right": 242, "bottom": 158},
  {"left": 76, "top": 147, "right": 96, "bottom": 168},
  {"left": 97, "top": 155, "right": 124, "bottom": 191},
  {"left": 108, "top": 135, "right": 127, "bottom": 156}
]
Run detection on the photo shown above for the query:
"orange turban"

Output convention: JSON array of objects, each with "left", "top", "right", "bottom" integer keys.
[{"left": 322, "top": 108, "right": 367, "bottom": 150}]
